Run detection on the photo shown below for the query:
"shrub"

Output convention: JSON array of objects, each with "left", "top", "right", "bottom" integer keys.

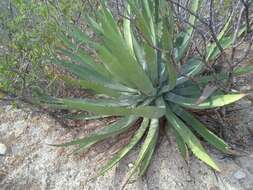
[
  {"left": 0, "top": 0, "right": 89, "bottom": 95},
  {"left": 36, "top": 0, "right": 253, "bottom": 188}
]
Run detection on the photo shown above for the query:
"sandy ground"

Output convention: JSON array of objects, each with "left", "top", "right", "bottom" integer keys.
[{"left": 0, "top": 98, "right": 253, "bottom": 190}]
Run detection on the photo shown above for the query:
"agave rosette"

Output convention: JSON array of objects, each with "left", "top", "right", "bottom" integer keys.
[{"left": 37, "top": 0, "right": 252, "bottom": 187}]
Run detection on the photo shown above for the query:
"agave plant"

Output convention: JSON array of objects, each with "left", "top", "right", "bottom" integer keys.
[{"left": 37, "top": 0, "right": 252, "bottom": 188}]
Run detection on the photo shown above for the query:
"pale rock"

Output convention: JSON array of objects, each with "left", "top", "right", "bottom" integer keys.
[
  {"left": 233, "top": 170, "right": 246, "bottom": 180},
  {"left": 0, "top": 143, "right": 7, "bottom": 155}
]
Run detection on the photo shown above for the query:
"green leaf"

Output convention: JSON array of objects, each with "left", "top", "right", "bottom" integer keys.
[
  {"left": 198, "top": 65, "right": 253, "bottom": 84},
  {"left": 165, "top": 107, "right": 220, "bottom": 171},
  {"left": 57, "top": 47, "right": 111, "bottom": 79},
  {"left": 128, "top": 0, "right": 158, "bottom": 84},
  {"left": 138, "top": 123, "right": 158, "bottom": 177},
  {"left": 166, "top": 93, "right": 245, "bottom": 109},
  {"left": 207, "top": 26, "right": 245, "bottom": 60},
  {"left": 160, "top": 1, "right": 177, "bottom": 89},
  {"left": 63, "top": 113, "right": 109, "bottom": 121},
  {"left": 54, "top": 57, "right": 137, "bottom": 94},
  {"left": 97, "top": 118, "right": 150, "bottom": 177},
  {"left": 123, "top": 5, "right": 134, "bottom": 56},
  {"left": 51, "top": 116, "right": 137, "bottom": 151},
  {"left": 52, "top": 58, "right": 110, "bottom": 85},
  {"left": 67, "top": 24, "right": 95, "bottom": 45},
  {"left": 165, "top": 123, "right": 188, "bottom": 159},
  {"left": 132, "top": 34, "right": 147, "bottom": 70},
  {"left": 40, "top": 97, "right": 165, "bottom": 118},
  {"left": 172, "top": 84, "right": 202, "bottom": 98},
  {"left": 206, "top": 15, "right": 233, "bottom": 60},
  {"left": 85, "top": 15, "right": 104, "bottom": 34},
  {"left": 175, "top": 0, "right": 201, "bottom": 61},
  {"left": 177, "top": 57, "right": 204, "bottom": 85},
  {"left": 171, "top": 105, "right": 229, "bottom": 153},
  {"left": 59, "top": 75, "right": 129, "bottom": 98},
  {"left": 121, "top": 118, "right": 159, "bottom": 189},
  {"left": 96, "top": 5, "right": 155, "bottom": 95}
]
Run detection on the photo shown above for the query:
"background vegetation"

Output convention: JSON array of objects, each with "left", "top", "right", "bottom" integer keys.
[{"left": 0, "top": 0, "right": 92, "bottom": 97}]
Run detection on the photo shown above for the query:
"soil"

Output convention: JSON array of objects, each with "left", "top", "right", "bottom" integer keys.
[{"left": 0, "top": 96, "right": 253, "bottom": 190}]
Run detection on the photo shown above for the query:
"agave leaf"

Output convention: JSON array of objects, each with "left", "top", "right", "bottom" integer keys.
[
  {"left": 132, "top": 34, "right": 147, "bottom": 70},
  {"left": 53, "top": 57, "right": 137, "bottom": 94},
  {"left": 128, "top": 1, "right": 152, "bottom": 43},
  {"left": 160, "top": 1, "right": 177, "bottom": 89},
  {"left": 85, "top": 14, "right": 104, "bottom": 34},
  {"left": 142, "top": 0, "right": 158, "bottom": 84},
  {"left": 95, "top": 7, "right": 155, "bottom": 95},
  {"left": 166, "top": 93, "right": 246, "bottom": 109},
  {"left": 172, "top": 84, "right": 202, "bottom": 98},
  {"left": 97, "top": 118, "right": 150, "bottom": 177},
  {"left": 206, "top": 15, "right": 233, "bottom": 60},
  {"left": 195, "top": 84, "right": 218, "bottom": 104},
  {"left": 171, "top": 105, "right": 229, "bottom": 153},
  {"left": 165, "top": 107, "right": 220, "bottom": 171},
  {"left": 211, "top": 27, "right": 245, "bottom": 60},
  {"left": 63, "top": 75, "right": 122, "bottom": 97},
  {"left": 67, "top": 24, "right": 95, "bottom": 46},
  {"left": 123, "top": 5, "right": 134, "bottom": 56},
  {"left": 56, "top": 47, "right": 111, "bottom": 79},
  {"left": 138, "top": 124, "right": 158, "bottom": 177},
  {"left": 233, "top": 64, "right": 253, "bottom": 76},
  {"left": 59, "top": 72, "right": 135, "bottom": 98},
  {"left": 40, "top": 97, "right": 165, "bottom": 118},
  {"left": 165, "top": 123, "right": 188, "bottom": 159},
  {"left": 96, "top": 45, "right": 136, "bottom": 87},
  {"left": 101, "top": 3, "right": 122, "bottom": 34},
  {"left": 128, "top": 0, "right": 157, "bottom": 84},
  {"left": 121, "top": 118, "right": 159, "bottom": 189},
  {"left": 198, "top": 65, "right": 253, "bottom": 84},
  {"left": 177, "top": 57, "right": 204, "bottom": 85},
  {"left": 52, "top": 116, "right": 137, "bottom": 151},
  {"left": 58, "top": 33, "right": 76, "bottom": 50},
  {"left": 52, "top": 58, "right": 110, "bottom": 85},
  {"left": 63, "top": 113, "right": 109, "bottom": 121},
  {"left": 175, "top": 0, "right": 201, "bottom": 61}
]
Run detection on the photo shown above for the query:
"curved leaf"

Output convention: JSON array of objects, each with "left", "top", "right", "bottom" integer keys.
[
  {"left": 52, "top": 117, "right": 137, "bottom": 152},
  {"left": 171, "top": 105, "right": 229, "bottom": 153},
  {"left": 166, "top": 93, "right": 245, "bottom": 109},
  {"left": 138, "top": 124, "right": 158, "bottom": 177},
  {"left": 96, "top": 6, "right": 155, "bottom": 95},
  {"left": 121, "top": 118, "right": 159, "bottom": 189},
  {"left": 165, "top": 123, "right": 188, "bottom": 159},
  {"left": 199, "top": 65, "right": 253, "bottom": 84},
  {"left": 41, "top": 97, "right": 165, "bottom": 118},
  {"left": 175, "top": 0, "right": 201, "bottom": 61},
  {"left": 177, "top": 57, "right": 204, "bottom": 85},
  {"left": 97, "top": 118, "right": 150, "bottom": 177},
  {"left": 165, "top": 107, "right": 220, "bottom": 171}
]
